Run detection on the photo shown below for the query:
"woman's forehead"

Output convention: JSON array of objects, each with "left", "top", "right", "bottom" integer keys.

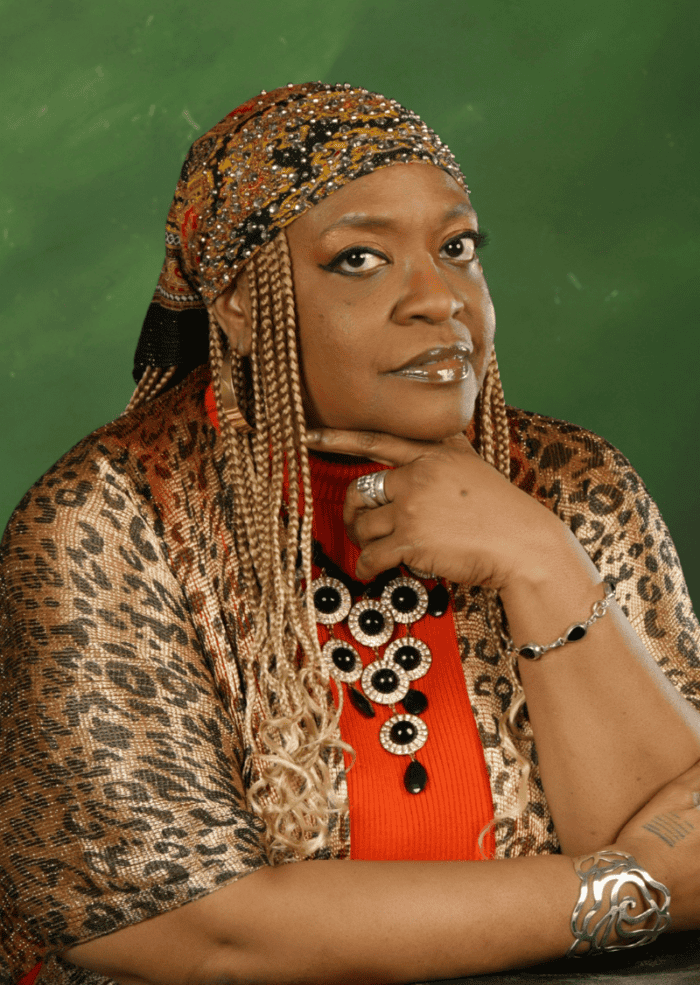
[{"left": 293, "top": 163, "right": 474, "bottom": 236}]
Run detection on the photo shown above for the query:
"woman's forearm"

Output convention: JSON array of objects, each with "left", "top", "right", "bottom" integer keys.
[
  {"left": 501, "top": 524, "right": 700, "bottom": 856},
  {"left": 64, "top": 855, "right": 582, "bottom": 984},
  {"left": 220, "top": 856, "right": 580, "bottom": 984}
]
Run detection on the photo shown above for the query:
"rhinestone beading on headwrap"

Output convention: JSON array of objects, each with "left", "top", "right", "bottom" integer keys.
[{"left": 135, "top": 82, "right": 469, "bottom": 380}]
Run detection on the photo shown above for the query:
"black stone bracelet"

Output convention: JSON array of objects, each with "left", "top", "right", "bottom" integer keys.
[{"left": 506, "top": 579, "right": 616, "bottom": 661}]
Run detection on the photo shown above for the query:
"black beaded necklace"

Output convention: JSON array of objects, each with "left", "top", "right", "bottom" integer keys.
[{"left": 307, "top": 540, "right": 449, "bottom": 795}]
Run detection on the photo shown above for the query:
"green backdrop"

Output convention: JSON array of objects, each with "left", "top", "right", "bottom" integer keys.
[{"left": 2, "top": 0, "right": 698, "bottom": 603}]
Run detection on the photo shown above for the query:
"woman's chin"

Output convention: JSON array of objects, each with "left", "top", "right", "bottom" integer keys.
[
  {"left": 307, "top": 396, "right": 477, "bottom": 444},
  {"left": 383, "top": 406, "right": 476, "bottom": 443},
  {"left": 396, "top": 422, "right": 474, "bottom": 443}
]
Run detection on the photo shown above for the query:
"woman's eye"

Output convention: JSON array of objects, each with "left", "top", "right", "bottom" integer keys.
[
  {"left": 441, "top": 230, "right": 488, "bottom": 262},
  {"left": 325, "top": 249, "right": 387, "bottom": 275}
]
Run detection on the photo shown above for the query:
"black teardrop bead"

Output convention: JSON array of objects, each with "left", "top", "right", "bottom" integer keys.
[
  {"left": 404, "top": 759, "right": 428, "bottom": 794},
  {"left": 348, "top": 686, "right": 375, "bottom": 718},
  {"left": 427, "top": 583, "right": 449, "bottom": 618},
  {"left": 402, "top": 689, "right": 428, "bottom": 715}
]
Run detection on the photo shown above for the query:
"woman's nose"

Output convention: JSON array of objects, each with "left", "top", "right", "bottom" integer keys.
[{"left": 392, "top": 258, "right": 465, "bottom": 325}]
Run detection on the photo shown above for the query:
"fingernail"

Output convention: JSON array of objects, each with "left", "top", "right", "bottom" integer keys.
[{"left": 305, "top": 430, "right": 321, "bottom": 444}]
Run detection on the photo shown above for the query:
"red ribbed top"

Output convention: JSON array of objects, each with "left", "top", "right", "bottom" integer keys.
[{"left": 308, "top": 452, "right": 495, "bottom": 861}]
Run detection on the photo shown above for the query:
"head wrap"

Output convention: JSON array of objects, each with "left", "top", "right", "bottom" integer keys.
[{"left": 133, "top": 81, "right": 469, "bottom": 383}]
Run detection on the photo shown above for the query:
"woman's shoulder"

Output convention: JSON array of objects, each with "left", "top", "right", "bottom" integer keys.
[
  {"left": 505, "top": 404, "right": 650, "bottom": 521},
  {"left": 506, "top": 404, "right": 634, "bottom": 478},
  {"left": 2, "top": 366, "right": 214, "bottom": 548}
]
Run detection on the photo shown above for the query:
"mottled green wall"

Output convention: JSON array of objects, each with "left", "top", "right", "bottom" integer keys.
[{"left": 2, "top": 0, "right": 698, "bottom": 602}]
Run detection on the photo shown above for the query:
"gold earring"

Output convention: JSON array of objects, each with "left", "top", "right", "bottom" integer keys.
[{"left": 221, "top": 350, "right": 254, "bottom": 433}]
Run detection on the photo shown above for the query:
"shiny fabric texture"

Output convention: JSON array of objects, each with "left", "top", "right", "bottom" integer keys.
[
  {"left": 1, "top": 366, "right": 699, "bottom": 985},
  {"left": 134, "top": 82, "right": 468, "bottom": 381}
]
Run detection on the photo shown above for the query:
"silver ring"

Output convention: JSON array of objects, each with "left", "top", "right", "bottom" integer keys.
[
  {"left": 693, "top": 791, "right": 700, "bottom": 809},
  {"left": 356, "top": 470, "right": 391, "bottom": 508}
]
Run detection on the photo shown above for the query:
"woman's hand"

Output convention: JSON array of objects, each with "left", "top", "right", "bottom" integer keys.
[
  {"left": 611, "top": 759, "right": 700, "bottom": 932},
  {"left": 304, "top": 427, "right": 569, "bottom": 587}
]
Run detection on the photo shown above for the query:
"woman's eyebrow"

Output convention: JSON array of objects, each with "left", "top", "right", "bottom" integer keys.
[
  {"left": 319, "top": 213, "right": 395, "bottom": 236},
  {"left": 442, "top": 203, "right": 478, "bottom": 224},
  {"left": 319, "top": 203, "right": 477, "bottom": 238}
]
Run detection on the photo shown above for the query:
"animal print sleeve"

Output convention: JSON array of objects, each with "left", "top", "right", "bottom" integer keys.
[
  {"left": 0, "top": 451, "right": 268, "bottom": 985},
  {"left": 510, "top": 409, "right": 700, "bottom": 709},
  {"left": 572, "top": 449, "right": 700, "bottom": 710}
]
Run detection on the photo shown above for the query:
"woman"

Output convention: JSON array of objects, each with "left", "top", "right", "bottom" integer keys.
[{"left": 2, "top": 81, "right": 700, "bottom": 985}]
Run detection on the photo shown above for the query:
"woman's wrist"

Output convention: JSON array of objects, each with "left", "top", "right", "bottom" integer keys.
[{"left": 498, "top": 523, "right": 604, "bottom": 650}]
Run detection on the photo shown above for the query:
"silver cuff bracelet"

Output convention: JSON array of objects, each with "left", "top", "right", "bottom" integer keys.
[{"left": 567, "top": 850, "right": 671, "bottom": 958}]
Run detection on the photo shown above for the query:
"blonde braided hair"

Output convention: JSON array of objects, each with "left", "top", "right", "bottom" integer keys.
[
  {"left": 126, "top": 232, "right": 533, "bottom": 861},
  {"left": 475, "top": 349, "right": 532, "bottom": 854}
]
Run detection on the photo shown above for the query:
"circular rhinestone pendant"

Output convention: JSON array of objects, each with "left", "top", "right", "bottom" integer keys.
[
  {"left": 381, "top": 577, "right": 428, "bottom": 623},
  {"left": 348, "top": 599, "right": 394, "bottom": 646},
  {"left": 361, "top": 660, "right": 409, "bottom": 705},
  {"left": 321, "top": 639, "right": 361, "bottom": 683},
  {"left": 384, "top": 637, "right": 432, "bottom": 681},
  {"left": 379, "top": 713, "right": 428, "bottom": 756},
  {"left": 309, "top": 576, "right": 351, "bottom": 625}
]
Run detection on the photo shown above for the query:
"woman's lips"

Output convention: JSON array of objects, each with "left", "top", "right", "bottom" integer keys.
[
  {"left": 387, "top": 345, "right": 473, "bottom": 383},
  {"left": 390, "top": 357, "right": 472, "bottom": 383}
]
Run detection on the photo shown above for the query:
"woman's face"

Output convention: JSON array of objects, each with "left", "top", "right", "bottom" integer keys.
[{"left": 285, "top": 162, "right": 496, "bottom": 442}]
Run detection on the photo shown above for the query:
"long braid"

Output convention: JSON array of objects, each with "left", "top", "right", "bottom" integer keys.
[
  {"left": 276, "top": 233, "right": 317, "bottom": 653},
  {"left": 476, "top": 348, "right": 532, "bottom": 854},
  {"left": 207, "top": 313, "right": 261, "bottom": 601},
  {"left": 123, "top": 365, "right": 176, "bottom": 414},
  {"left": 477, "top": 349, "right": 511, "bottom": 645},
  {"left": 267, "top": 244, "right": 300, "bottom": 623},
  {"left": 252, "top": 247, "right": 288, "bottom": 691}
]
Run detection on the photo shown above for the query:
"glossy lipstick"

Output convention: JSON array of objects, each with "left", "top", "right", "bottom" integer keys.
[{"left": 387, "top": 343, "right": 473, "bottom": 383}]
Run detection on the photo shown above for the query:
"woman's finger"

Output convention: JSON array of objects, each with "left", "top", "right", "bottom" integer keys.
[
  {"left": 305, "top": 427, "right": 473, "bottom": 467},
  {"left": 350, "top": 502, "right": 395, "bottom": 548},
  {"left": 355, "top": 535, "right": 413, "bottom": 581},
  {"left": 344, "top": 471, "right": 398, "bottom": 522}
]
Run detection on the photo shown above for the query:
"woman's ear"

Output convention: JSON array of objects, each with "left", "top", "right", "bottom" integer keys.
[{"left": 209, "top": 272, "right": 253, "bottom": 357}]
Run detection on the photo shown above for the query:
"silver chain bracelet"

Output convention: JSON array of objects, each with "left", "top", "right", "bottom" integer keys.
[
  {"left": 567, "top": 850, "right": 671, "bottom": 957},
  {"left": 506, "top": 579, "right": 616, "bottom": 661}
]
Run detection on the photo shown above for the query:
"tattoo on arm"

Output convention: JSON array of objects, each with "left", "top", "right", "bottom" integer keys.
[{"left": 642, "top": 811, "right": 695, "bottom": 848}]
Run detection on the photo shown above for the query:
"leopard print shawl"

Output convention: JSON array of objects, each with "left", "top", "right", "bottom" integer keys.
[{"left": 1, "top": 365, "right": 698, "bottom": 985}]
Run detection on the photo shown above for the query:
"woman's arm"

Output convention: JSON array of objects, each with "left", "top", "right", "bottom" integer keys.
[
  {"left": 502, "top": 524, "right": 700, "bottom": 855},
  {"left": 55, "top": 756, "right": 700, "bottom": 985},
  {"left": 63, "top": 853, "right": 581, "bottom": 985}
]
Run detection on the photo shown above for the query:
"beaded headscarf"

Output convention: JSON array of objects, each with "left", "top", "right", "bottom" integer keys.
[{"left": 133, "top": 81, "right": 470, "bottom": 383}]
